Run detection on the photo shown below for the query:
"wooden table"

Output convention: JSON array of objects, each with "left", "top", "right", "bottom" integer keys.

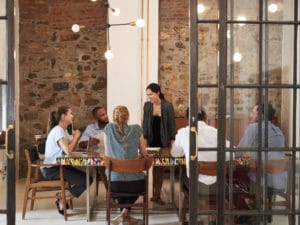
[{"left": 56, "top": 151, "right": 185, "bottom": 221}]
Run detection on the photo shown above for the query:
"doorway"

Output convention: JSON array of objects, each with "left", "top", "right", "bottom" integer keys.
[
  {"left": 0, "top": 0, "right": 16, "bottom": 225},
  {"left": 189, "top": 0, "right": 300, "bottom": 224}
]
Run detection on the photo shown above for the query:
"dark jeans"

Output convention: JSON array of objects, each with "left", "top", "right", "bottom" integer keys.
[{"left": 42, "top": 165, "right": 91, "bottom": 198}]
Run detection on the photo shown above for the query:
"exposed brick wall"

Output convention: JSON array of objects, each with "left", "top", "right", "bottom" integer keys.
[
  {"left": 159, "top": 0, "right": 189, "bottom": 117},
  {"left": 19, "top": 0, "right": 107, "bottom": 177}
]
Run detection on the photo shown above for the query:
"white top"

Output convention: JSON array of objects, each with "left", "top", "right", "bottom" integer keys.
[
  {"left": 171, "top": 121, "right": 230, "bottom": 185},
  {"left": 44, "top": 125, "right": 70, "bottom": 166}
]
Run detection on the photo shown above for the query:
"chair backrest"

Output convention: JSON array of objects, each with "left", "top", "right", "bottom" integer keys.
[
  {"left": 104, "top": 155, "right": 153, "bottom": 173},
  {"left": 198, "top": 161, "right": 229, "bottom": 176},
  {"left": 248, "top": 158, "right": 289, "bottom": 174},
  {"left": 198, "top": 161, "right": 217, "bottom": 176}
]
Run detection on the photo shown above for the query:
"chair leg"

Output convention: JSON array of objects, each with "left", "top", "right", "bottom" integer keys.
[
  {"left": 182, "top": 192, "right": 188, "bottom": 225},
  {"left": 107, "top": 192, "right": 110, "bottom": 225},
  {"left": 22, "top": 187, "right": 30, "bottom": 219},
  {"left": 61, "top": 188, "right": 68, "bottom": 221},
  {"left": 30, "top": 188, "right": 37, "bottom": 210}
]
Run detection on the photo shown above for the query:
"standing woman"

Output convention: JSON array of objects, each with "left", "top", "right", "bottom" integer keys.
[
  {"left": 104, "top": 105, "right": 148, "bottom": 224},
  {"left": 142, "top": 83, "right": 176, "bottom": 204},
  {"left": 42, "top": 106, "right": 88, "bottom": 215}
]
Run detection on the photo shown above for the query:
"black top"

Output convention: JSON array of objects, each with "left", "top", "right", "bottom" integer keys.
[{"left": 149, "top": 116, "right": 163, "bottom": 147}]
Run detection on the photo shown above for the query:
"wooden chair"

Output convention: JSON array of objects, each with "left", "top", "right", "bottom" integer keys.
[
  {"left": 266, "top": 158, "right": 291, "bottom": 224},
  {"left": 104, "top": 155, "right": 153, "bottom": 225},
  {"left": 22, "top": 148, "right": 72, "bottom": 221},
  {"left": 181, "top": 161, "right": 221, "bottom": 225},
  {"left": 235, "top": 158, "right": 291, "bottom": 224}
]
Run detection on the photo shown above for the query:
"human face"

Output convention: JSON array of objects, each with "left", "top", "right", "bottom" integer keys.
[
  {"left": 146, "top": 89, "right": 160, "bottom": 103},
  {"left": 62, "top": 109, "right": 74, "bottom": 125},
  {"left": 249, "top": 105, "right": 258, "bottom": 123},
  {"left": 95, "top": 108, "right": 109, "bottom": 123}
]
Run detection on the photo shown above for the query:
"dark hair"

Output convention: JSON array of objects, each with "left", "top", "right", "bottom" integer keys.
[
  {"left": 258, "top": 103, "right": 275, "bottom": 121},
  {"left": 92, "top": 106, "right": 104, "bottom": 117},
  {"left": 185, "top": 107, "right": 207, "bottom": 121},
  {"left": 146, "top": 83, "right": 165, "bottom": 100},
  {"left": 198, "top": 109, "right": 207, "bottom": 121},
  {"left": 48, "top": 106, "right": 70, "bottom": 132}
]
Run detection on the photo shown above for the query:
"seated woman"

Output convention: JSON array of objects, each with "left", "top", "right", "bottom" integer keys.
[
  {"left": 41, "top": 106, "right": 89, "bottom": 215},
  {"left": 104, "top": 105, "right": 148, "bottom": 224}
]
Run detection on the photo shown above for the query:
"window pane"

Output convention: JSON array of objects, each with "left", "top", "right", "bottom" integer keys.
[
  {"left": 227, "top": 24, "right": 260, "bottom": 85},
  {"left": 228, "top": 0, "right": 296, "bottom": 21},
  {"left": 263, "top": 25, "right": 295, "bottom": 85},
  {"left": 197, "top": 0, "right": 219, "bottom": 20},
  {"left": 228, "top": 0, "right": 260, "bottom": 21},
  {"left": 198, "top": 24, "right": 218, "bottom": 85},
  {"left": 0, "top": 21, "right": 7, "bottom": 81},
  {"left": 0, "top": 0, "right": 5, "bottom": 16}
]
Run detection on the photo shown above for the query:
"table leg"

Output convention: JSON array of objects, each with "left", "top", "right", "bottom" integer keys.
[
  {"left": 169, "top": 166, "right": 175, "bottom": 204},
  {"left": 86, "top": 166, "right": 90, "bottom": 221}
]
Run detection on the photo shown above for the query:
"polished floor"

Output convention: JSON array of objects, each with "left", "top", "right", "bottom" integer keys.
[
  {"left": 0, "top": 169, "right": 182, "bottom": 225},
  {"left": 0, "top": 169, "right": 294, "bottom": 225}
]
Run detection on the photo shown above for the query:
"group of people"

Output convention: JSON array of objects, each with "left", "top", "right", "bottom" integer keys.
[
  {"left": 41, "top": 80, "right": 286, "bottom": 225},
  {"left": 171, "top": 103, "right": 286, "bottom": 225},
  {"left": 41, "top": 83, "right": 176, "bottom": 224}
]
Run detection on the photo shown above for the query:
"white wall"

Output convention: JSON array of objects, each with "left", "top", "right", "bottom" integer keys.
[{"left": 107, "top": 0, "right": 158, "bottom": 125}]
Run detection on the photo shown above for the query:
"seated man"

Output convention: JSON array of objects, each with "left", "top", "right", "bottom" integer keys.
[
  {"left": 236, "top": 103, "right": 287, "bottom": 223},
  {"left": 78, "top": 106, "right": 109, "bottom": 155},
  {"left": 171, "top": 108, "right": 230, "bottom": 225},
  {"left": 78, "top": 106, "right": 109, "bottom": 188}
]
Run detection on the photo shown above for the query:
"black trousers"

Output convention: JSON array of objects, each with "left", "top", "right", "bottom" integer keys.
[
  {"left": 42, "top": 165, "right": 91, "bottom": 198},
  {"left": 111, "top": 179, "right": 146, "bottom": 210}
]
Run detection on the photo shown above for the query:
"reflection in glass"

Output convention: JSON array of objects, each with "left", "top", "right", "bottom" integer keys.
[
  {"left": 198, "top": 24, "right": 218, "bottom": 84},
  {"left": 197, "top": 0, "right": 218, "bottom": 20},
  {"left": 227, "top": 25, "right": 260, "bottom": 85},
  {"left": 0, "top": 1, "right": 5, "bottom": 16},
  {"left": 0, "top": 21, "right": 7, "bottom": 81}
]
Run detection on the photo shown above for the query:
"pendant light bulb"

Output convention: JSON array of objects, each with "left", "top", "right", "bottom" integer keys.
[
  {"left": 105, "top": 45, "right": 114, "bottom": 60},
  {"left": 111, "top": 8, "right": 120, "bottom": 16}
]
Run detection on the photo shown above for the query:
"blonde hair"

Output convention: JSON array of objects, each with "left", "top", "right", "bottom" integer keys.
[{"left": 113, "top": 105, "right": 129, "bottom": 142}]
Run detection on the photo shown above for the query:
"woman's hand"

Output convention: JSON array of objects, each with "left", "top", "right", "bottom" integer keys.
[{"left": 73, "top": 129, "right": 81, "bottom": 139}]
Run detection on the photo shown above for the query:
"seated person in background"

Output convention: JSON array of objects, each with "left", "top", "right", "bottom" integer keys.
[
  {"left": 171, "top": 108, "right": 230, "bottom": 225},
  {"left": 42, "top": 106, "right": 89, "bottom": 215},
  {"left": 78, "top": 107, "right": 109, "bottom": 188},
  {"left": 78, "top": 106, "right": 109, "bottom": 155},
  {"left": 104, "top": 105, "right": 149, "bottom": 224},
  {"left": 236, "top": 103, "right": 286, "bottom": 223}
]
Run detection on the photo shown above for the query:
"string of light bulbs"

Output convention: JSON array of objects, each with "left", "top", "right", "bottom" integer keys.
[{"left": 71, "top": 0, "right": 145, "bottom": 60}]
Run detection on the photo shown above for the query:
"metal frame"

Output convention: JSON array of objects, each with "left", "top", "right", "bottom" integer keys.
[
  {"left": 0, "top": 0, "right": 15, "bottom": 225},
  {"left": 189, "top": 0, "right": 300, "bottom": 224}
]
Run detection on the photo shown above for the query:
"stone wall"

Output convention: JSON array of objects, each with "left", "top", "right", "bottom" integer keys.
[
  {"left": 19, "top": 0, "right": 107, "bottom": 176},
  {"left": 159, "top": 0, "right": 189, "bottom": 117},
  {"left": 159, "top": 0, "right": 283, "bottom": 120}
]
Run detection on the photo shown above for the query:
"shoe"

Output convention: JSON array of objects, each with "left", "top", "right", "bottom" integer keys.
[
  {"left": 55, "top": 199, "right": 64, "bottom": 215},
  {"left": 110, "top": 214, "right": 122, "bottom": 225},
  {"left": 56, "top": 192, "right": 69, "bottom": 209}
]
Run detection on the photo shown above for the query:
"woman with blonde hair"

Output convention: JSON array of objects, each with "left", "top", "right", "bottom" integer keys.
[{"left": 104, "top": 105, "right": 148, "bottom": 224}]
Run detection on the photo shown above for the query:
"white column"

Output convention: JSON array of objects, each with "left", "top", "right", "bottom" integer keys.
[{"left": 107, "top": 0, "right": 158, "bottom": 125}]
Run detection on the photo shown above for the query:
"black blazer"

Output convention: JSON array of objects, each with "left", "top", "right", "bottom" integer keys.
[{"left": 142, "top": 100, "right": 176, "bottom": 147}]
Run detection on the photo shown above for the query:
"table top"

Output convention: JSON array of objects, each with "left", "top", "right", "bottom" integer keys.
[{"left": 56, "top": 148, "right": 185, "bottom": 166}]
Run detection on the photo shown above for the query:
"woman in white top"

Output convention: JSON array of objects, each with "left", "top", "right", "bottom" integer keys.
[{"left": 42, "top": 106, "right": 88, "bottom": 215}]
